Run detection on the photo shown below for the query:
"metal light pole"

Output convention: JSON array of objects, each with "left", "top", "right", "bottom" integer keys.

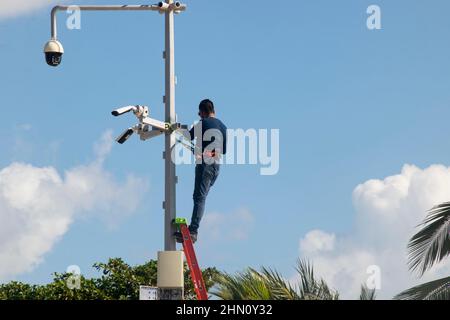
[
  {"left": 45, "top": 1, "right": 186, "bottom": 299},
  {"left": 164, "top": 0, "right": 177, "bottom": 252}
]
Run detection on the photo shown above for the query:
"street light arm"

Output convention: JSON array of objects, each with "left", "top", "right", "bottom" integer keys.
[{"left": 50, "top": 3, "right": 186, "bottom": 39}]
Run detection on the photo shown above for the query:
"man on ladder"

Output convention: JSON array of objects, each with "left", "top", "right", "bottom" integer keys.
[{"left": 175, "top": 99, "right": 227, "bottom": 244}]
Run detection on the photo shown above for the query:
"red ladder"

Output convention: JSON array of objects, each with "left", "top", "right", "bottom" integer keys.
[{"left": 175, "top": 219, "right": 208, "bottom": 300}]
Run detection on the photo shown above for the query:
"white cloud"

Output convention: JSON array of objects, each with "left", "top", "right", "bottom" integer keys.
[
  {"left": 300, "top": 230, "right": 335, "bottom": 255},
  {"left": 0, "top": 0, "right": 68, "bottom": 19},
  {"left": 0, "top": 130, "right": 148, "bottom": 281},
  {"left": 93, "top": 130, "right": 113, "bottom": 163},
  {"left": 201, "top": 208, "right": 254, "bottom": 241},
  {"left": 299, "top": 164, "right": 450, "bottom": 299}
]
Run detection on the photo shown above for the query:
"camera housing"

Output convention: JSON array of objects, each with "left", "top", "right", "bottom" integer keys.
[
  {"left": 44, "top": 40, "right": 64, "bottom": 67},
  {"left": 116, "top": 128, "right": 135, "bottom": 144},
  {"left": 111, "top": 106, "right": 137, "bottom": 117}
]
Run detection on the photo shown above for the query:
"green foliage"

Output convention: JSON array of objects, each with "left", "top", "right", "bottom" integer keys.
[
  {"left": 0, "top": 282, "right": 42, "bottom": 300},
  {"left": 185, "top": 265, "right": 218, "bottom": 300},
  {"left": 42, "top": 273, "right": 107, "bottom": 300},
  {"left": 0, "top": 258, "right": 219, "bottom": 300},
  {"left": 212, "top": 259, "right": 339, "bottom": 300}
]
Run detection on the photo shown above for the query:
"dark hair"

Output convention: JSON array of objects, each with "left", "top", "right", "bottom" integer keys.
[{"left": 199, "top": 99, "right": 215, "bottom": 115}]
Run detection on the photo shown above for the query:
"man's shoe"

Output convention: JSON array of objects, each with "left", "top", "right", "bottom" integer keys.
[
  {"left": 174, "top": 231, "right": 183, "bottom": 243},
  {"left": 190, "top": 232, "right": 198, "bottom": 244},
  {"left": 174, "top": 231, "right": 198, "bottom": 244}
]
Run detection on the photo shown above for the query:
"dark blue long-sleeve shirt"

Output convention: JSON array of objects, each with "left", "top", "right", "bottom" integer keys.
[{"left": 189, "top": 117, "right": 227, "bottom": 155}]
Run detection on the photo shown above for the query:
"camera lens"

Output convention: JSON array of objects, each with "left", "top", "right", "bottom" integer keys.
[{"left": 45, "top": 52, "right": 62, "bottom": 67}]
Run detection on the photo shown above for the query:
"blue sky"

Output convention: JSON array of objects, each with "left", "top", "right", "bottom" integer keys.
[{"left": 1, "top": 0, "right": 450, "bottom": 299}]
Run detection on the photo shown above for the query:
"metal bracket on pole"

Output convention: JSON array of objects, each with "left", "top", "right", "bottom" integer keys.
[
  {"left": 112, "top": 105, "right": 187, "bottom": 143},
  {"left": 50, "top": 3, "right": 185, "bottom": 39},
  {"left": 140, "top": 128, "right": 164, "bottom": 141}
]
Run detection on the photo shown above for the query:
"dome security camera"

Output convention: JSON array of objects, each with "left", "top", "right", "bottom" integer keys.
[{"left": 43, "top": 39, "right": 64, "bottom": 67}]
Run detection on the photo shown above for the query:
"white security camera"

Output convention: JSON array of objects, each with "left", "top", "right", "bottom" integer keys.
[
  {"left": 173, "top": 2, "right": 182, "bottom": 11},
  {"left": 158, "top": 2, "right": 170, "bottom": 10},
  {"left": 44, "top": 39, "right": 64, "bottom": 67},
  {"left": 158, "top": 1, "right": 183, "bottom": 13},
  {"left": 112, "top": 104, "right": 182, "bottom": 144},
  {"left": 111, "top": 106, "right": 138, "bottom": 117}
]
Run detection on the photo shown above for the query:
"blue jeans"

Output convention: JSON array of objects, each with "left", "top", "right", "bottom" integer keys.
[{"left": 189, "top": 163, "right": 220, "bottom": 234}]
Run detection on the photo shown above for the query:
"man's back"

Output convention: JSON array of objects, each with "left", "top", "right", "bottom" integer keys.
[{"left": 190, "top": 117, "right": 227, "bottom": 155}]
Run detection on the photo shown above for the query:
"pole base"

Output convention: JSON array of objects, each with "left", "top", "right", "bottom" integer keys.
[{"left": 157, "top": 251, "right": 184, "bottom": 300}]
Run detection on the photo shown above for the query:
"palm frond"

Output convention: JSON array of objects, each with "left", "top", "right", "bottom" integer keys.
[
  {"left": 394, "top": 276, "right": 450, "bottom": 300},
  {"left": 295, "top": 259, "right": 339, "bottom": 300},
  {"left": 407, "top": 202, "right": 450, "bottom": 276},
  {"left": 359, "top": 284, "right": 376, "bottom": 300},
  {"left": 212, "top": 260, "right": 339, "bottom": 300},
  {"left": 260, "top": 267, "right": 300, "bottom": 300},
  {"left": 295, "top": 259, "right": 316, "bottom": 298},
  {"left": 211, "top": 268, "right": 272, "bottom": 300}
]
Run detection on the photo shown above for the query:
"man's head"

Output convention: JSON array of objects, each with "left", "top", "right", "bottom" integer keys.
[{"left": 198, "top": 99, "right": 215, "bottom": 119}]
